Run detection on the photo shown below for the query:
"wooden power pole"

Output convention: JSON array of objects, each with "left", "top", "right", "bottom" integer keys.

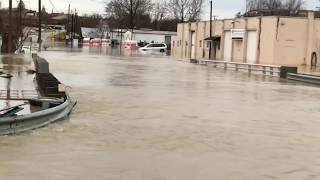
[
  {"left": 8, "top": 0, "right": 13, "bottom": 53},
  {"left": 67, "top": 4, "right": 70, "bottom": 44}
]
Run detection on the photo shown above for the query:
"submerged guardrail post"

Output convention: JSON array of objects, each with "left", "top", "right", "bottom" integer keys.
[
  {"left": 190, "top": 59, "right": 198, "bottom": 64},
  {"left": 280, "top": 66, "right": 298, "bottom": 78}
]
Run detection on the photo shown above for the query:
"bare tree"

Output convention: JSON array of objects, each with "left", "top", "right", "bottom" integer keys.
[
  {"left": 151, "top": 0, "right": 168, "bottom": 29},
  {"left": 169, "top": 0, "right": 204, "bottom": 22},
  {"left": 247, "top": 0, "right": 280, "bottom": 11},
  {"left": 16, "top": 27, "right": 34, "bottom": 53},
  {"left": 283, "top": 0, "right": 305, "bottom": 14},
  {"left": 152, "top": 0, "right": 168, "bottom": 22},
  {"left": 105, "top": 0, "right": 152, "bottom": 29},
  {"left": 246, "top": 0, "right": 305, "bottom": 14},
  {"left": 188, "top": 0, "right": 203, "bottom": 21}
]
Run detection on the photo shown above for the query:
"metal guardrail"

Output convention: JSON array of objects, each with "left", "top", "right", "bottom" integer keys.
[
  {"left": 0, "top": 54, "right": 76, "bottom": 135},
  {"left": 0, "top": 97, "right": 76, "bottom": 135},
  {"left": 287, "top": 73, "right": 320, "bottom": 85},
  {"left": 191, "top": 59, "right": 281, "bottom": 77}
]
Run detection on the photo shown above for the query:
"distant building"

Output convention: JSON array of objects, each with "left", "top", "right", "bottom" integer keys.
[
  {"left": 110, "top": 29, "right": 177, "bottom": 46},
  {"left": 172, "top": 11, "right": 320, "bottom": 66},
  {"left": 81, "top": 27, "right": 107, "bottom": 39},
  {"left": 81, "top": 27, "right": 99, "bottom": 39}
]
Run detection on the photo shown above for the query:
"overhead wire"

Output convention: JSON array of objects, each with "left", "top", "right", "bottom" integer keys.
[{"left": 46, "top": 0, "right": 59, "bottom": 12}]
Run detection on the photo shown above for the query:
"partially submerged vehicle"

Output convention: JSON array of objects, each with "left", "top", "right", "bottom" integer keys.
[
  {"left": 124, "top": 40, "right": 139, "bottom": 50},
  {"left": 139, "top": 43, "right": 167, "bottom": 53}
]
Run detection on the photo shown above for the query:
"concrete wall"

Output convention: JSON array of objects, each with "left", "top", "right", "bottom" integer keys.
[
  {"left": 274, "top": 17, "right": 308, "bottom": 65},
  {"left": 171, "top": 36, "right": 178, "bottom": 57},
  {"left": 172, "top": 12, "right": 320, "bottom": 66},
  {"left": 259, "top": 17, "right": 277, "bottom": 65}
]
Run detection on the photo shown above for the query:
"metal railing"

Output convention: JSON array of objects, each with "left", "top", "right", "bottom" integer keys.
[
  {"left": 0, "top": 54, "right": 76, "bottom": 136},
  {"left": 288, "top": 73, "right": 320, "bottom": 85},
  {"left": 191, "top": 59, "right": 281, "bottom": 77}
]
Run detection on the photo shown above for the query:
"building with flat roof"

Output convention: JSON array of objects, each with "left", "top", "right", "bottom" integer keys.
[
  {"left": 171, "top": 11, "right": 320, "bottom": 66},
  {"left": 110, "top": 29, "right": 177, "bottom": 46}
]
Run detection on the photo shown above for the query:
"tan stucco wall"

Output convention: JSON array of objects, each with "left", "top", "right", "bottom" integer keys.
[
  {"left": 313, "top": 20, "right": 320, "bottom": 65},
  {"left": 259, "top": 17, "right": 277, "bottom": 65},
  {"left": 172, "top": 13, "right": 320, "bottom": 66},
  {"left": 171, "top": 36, "right": 178, "bottom": 57},
  {"left": 274, "top": 17, "right": 308, "bottom": 65}
]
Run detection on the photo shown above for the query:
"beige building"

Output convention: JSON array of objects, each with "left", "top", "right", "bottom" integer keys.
[{"left": 171, "top": 11, "right": 320, "bottom": 66}]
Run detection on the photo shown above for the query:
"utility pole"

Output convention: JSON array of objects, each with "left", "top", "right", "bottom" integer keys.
[
  {"left": 38, "top": 0, "right": 42, "bottom": 51},
  {"left": 8, "top": 0, "right": 13, "bottom": 53},
  {"left": 71, "top": 13, "right": 74, "bottom": 47},
  {"left": 66, "top": 4, "right": 70, "bottom": 45},
  {"left": 75, "top": 9, "right": 77, "bottom": 38},
  {"left": 209, "top": 0, "right": 213, "bottom": 60},
  {"left": 19, "top": 0, "right": 22, "bottom": 39}
]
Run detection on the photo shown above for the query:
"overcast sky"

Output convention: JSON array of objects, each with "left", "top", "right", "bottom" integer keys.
[{"left": 1, "top": 0, "right": 319, "bottom": 19}]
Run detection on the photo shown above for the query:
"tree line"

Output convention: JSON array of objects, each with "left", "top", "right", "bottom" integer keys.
[
  {"left": 246, "top": 0, "right": 305, "bottom": 15},
  {"left": 104, "top": 0, "right": 205, "bottom": 31}
]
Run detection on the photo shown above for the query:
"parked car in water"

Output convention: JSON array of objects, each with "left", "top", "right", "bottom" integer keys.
[
  {"left": 137, "top": 41, "right": 149, "bottom": 47},
  {"left": 90, "top": 38, "right": 102, "bottom": 46},
  {"left": 139, "top": 43, "right": 167, "bottom": 53},
  {"left": 83, "top": 38, "right": 91, "bottom": 45},
  {"left": 124, "top": 40, "right": 138, "bottom": 50},
  {"left": 102, "top": 39, "right": 112, "bottom": 46}
]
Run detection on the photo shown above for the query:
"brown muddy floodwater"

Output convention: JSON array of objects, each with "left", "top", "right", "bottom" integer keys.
[{"left": 1, "top": 47, "right": 320, "bottom": 180}]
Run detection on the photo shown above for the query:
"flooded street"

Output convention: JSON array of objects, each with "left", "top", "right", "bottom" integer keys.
[
  {"left": 0, "top": 55, "right": 36, "bottom": 114},
  {"left": 1, "top": 48, "right": 320, "bottom": 179}
]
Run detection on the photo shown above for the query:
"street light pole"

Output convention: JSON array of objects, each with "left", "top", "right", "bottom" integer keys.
[
  {"left": 209, "top": 0, "right": 213, "bottom": 60},
  {"left": 38, "top": 0, "right": 42, "bottom": 51}
]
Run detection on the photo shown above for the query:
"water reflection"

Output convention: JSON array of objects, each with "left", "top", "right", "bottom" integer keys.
[
  {"left": 1, "top": 56, "right": 14, "bottom": 108},
  {"left": 45, "top": 43, "right": 169, "bottom": 58},
  {"left": 0, "top": 55, "right": 35, "bottom": 114}
]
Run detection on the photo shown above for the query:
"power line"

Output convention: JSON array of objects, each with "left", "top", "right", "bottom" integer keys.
[{"left": 47, "top": 0, "right": 58, "bottom": 12}]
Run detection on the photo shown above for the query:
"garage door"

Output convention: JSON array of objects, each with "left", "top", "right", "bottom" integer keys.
[
  {"left": 223, "top": 31, "right": 232, "bottom": 62},
  {"left": 246, "top": 31, "right": 257, "bottom": 64}
]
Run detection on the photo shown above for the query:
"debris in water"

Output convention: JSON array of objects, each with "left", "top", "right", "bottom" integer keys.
[
  {"left": 26, "top": 69, "right": 36, "bottom": 74},
  {"left": 0, "top": 74, "right": 13, "bottom": 79}
]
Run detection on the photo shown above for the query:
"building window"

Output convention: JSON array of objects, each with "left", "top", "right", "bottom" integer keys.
[
  {"left": 186, "top": 41, "right": 188, "bottom": 46},
  {"left": 199, "top": 40, "right": 202, "bottom": 47},
  {"left": 173, "top": 41, "right": 175, "bottom": 47},
  {"left": 207, "top": 41, "right": 210, "bottom": 48}
]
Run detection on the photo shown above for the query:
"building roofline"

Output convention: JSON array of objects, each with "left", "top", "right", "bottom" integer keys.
[{"left": 178, "top": 13, "right": 317, "bottom": 25}]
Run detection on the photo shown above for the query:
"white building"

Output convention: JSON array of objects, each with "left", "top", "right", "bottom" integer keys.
[{"left": 110, "top": 29, "right": 177, "bottom": 45}]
